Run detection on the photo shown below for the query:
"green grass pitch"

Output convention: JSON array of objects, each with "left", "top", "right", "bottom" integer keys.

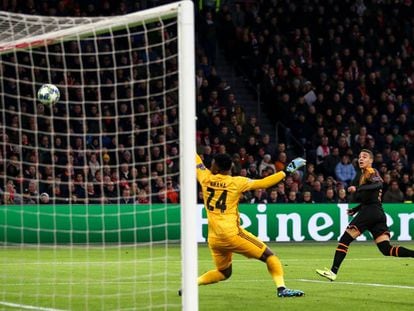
[{"left": 1, "top": 242, "right": 414, "bottom": 310}]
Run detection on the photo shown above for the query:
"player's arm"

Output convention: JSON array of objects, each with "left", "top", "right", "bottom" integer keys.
[
  {"left": 357, "top": 182, "right": 382, "bottom": 191},
  {"left": 357, "top": 171, "right": 383, "bottom": 191},
  {"left": 347, "top": 204, "right": 361, "bottom": 216},
  {"left": 354, "top": 170, "right": 383, "bottom": 204},
  {"left": 196, "top": 153, "right": 204, "bottom": 166},
  {"left": 196, "top": 154, "right": 211, "bottom": 184},
  {"left": 248, "top": 171, "right": 286, "bottom": 190}
]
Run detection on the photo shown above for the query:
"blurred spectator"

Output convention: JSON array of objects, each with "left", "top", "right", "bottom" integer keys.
[
  {"left": 324, "top": 188, "right": 337, "bottom": 203},
  {"left": 85, "top": 182, "right": 101, "bottom": 204},
  {"left": 287, "top": 191, "right": 298, "bottom": 203},
  {"left": 199, "top": 11, "right": 217, "bottom": 64},
  {"left": 274, "top": 152, "right": 288, "bottom": 172},
  {"left": 166, "top": 178, "right": 179, "bottom": 203},
  {"left": 301, "top": 191, "right": 314, "bottom": 204},
  {"left": 74, "top": 173, "right": 86, "bottom": 200},
  {"left": 316, "top": 136, "right": 331, "bottom": 170},
  {"left": 246, "top": 163, "right": 260, "bottom": 179},
  {"left": 104, "top": 181, "right": 118, "bottom": 204},
  {"left": 382, "top": 173, "right": 392, "bottom": 194},
  {"left": 245, "top": 135, "right": 260, "bottom": 157},
  {"left": 276, "top": 183, "right": 287, "bottom": 203},
  {"left": 259, "top": 134, "right": 276, "bottom": 158},
  {"left": 337, "top": 188, "right": 348, "bottom": 203},
  {"left": 231, "top": 153, "right": 242, "bottom": 176},
  {"left": 250, "top": 189, "right": 267, "bottom": 204},
  {"left": 383, "top": 180, "right": 404, "bottom": 203},
  {"left": 335, "top": 155, "right": 357, "bottom": 188},
  {"left": 227, "top": 136, "right": 241, "bottom": 156},
  {"left": 267, "top": 188, "right": 279, "bottom": 203},
  {"left": 88, "top": 153, "right": 100, "bottom": 177},
  {"left": 311, "top": 181, "right": 325, "bottom": 203},
  {"left": 23, "top": 180, "right": 39, "bottom": 204},
  {"left": 323, "top": 147, "right": 341, "bottom": 178},
  {"left": 404, "top": 187, "right": 414, "bottom": 203},
  {"left": 258, "top": 154, "right": 275, "bottom": 176},
  {"left": 6, "top": 155, "right": 20, "bottom": 178},
  {"left": 119, "top": 187, "right": 136, "bottom": 204},
  {"left": 137, "top": 189, "right": 150, "bottom": 204}
]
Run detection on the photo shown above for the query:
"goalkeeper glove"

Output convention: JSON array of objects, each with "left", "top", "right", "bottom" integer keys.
[{"left": 286, "top": 157, "right": 306, "bottom": 174}]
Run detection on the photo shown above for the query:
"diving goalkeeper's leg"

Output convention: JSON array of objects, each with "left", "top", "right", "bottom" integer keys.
[
  {"left": 197, "top": 265, "right": 231, "bottom": 285},
  {"left": 260, "top": 248, "right": 304, "bottom": 297},
  {"left": 178, "top": 265, "right": 231, "bottom": 296}
]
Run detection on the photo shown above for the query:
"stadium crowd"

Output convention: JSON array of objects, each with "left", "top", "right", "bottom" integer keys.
[
  {"left": 195, "top": 0, "right": 414, "bottom": 204},
  {"left": 1, "top": 0, "right": 414, "bottom": 205}
]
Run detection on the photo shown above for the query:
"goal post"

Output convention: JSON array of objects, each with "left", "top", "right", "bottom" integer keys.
[
  {"left": 177, "top": 1, "right": 198, "bottom": 310},
  {"left": 0, "top": 1, "right": 197, "bottom": 310}
]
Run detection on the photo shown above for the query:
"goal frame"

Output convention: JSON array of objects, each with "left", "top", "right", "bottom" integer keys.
[
  {"left": 0, "top": 1, "right": 198, "bottom": 310},
  {"left": 176, "top": 1, "right": 198, "bottom": 311}
]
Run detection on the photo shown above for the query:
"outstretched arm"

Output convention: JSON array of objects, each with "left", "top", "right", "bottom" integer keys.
[
  {"left": 196, "top": 154, "right": 211, "bottom": 183},
  {"left": 248, "top": 171, "right": 286, "bottom": 190},
  {"left": 196, "top": 154, "right": 204, "bottom": 166}
]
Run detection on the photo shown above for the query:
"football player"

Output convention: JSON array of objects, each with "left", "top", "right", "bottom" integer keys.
[
  {"left": 317, "top": 149, "right": 414, "bottom": 281},
  {"left": 194, "top": 153, "right": 306, "bottom": 297}
]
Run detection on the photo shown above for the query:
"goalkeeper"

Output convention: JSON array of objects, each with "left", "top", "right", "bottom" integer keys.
[{"left": 195, "top": 153, "right": 306, "bottom": 298}]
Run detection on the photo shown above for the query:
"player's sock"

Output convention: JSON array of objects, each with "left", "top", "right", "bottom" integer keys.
[
  {"left": 331, "top": 231, "right": 354, "bottom": 274},
  {"left": 266, "top": 255, "right": 285, "bottom": 289},
  {"left": 396, "top": 246, "right": 414, "bottom": 257},
  {"left": 197, "top": 270, "right": 226, "bottom": 285},
  {"left": 377, "top": 241, "right": 414, "bottom": 257}
]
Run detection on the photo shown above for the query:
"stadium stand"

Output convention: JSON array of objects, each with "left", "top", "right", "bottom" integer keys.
[{"left": 1, "top": 0, "right": 414, "bottom": 204}]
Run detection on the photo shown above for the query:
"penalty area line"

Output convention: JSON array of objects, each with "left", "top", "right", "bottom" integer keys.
[
  {"left": 0, "top": 301, "right": 66, "bottom": 311},
  {"left": 294, "top": 278, "right": 414, "bottom": 290}
]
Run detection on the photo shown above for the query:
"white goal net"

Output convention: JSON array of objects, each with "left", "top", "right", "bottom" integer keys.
[{"left": 0, "top": 1, "right": 197, "bottom": 310}]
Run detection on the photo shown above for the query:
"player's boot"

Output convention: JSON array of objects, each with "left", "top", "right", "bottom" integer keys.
[
  {"left": 316, "top": 267, "right": 337, "bottom": 281},
  {"left": 178, "top": 289, "right": 182, "bottom": 296},
  {"left": 277, "top": 288, "right": 304, "bottom": 297}
]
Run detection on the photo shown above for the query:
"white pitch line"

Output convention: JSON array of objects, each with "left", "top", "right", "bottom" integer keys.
[
  {"left": 0, "top": 301, "right": 66, "bottom": 311},
  {"left": 0, "top": 280, "right": 180, "bottom": 286},
  {"left": 295, "top": 278, "right": 414, "bottom": 290},
  {"left": 0, "top": 257, "right": 397, "bottom": 266}
]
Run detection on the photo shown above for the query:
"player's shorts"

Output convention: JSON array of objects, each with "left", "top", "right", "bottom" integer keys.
[
  {"left": 347, "top": 205, "right": 389, "bottom": 239},
  {"left": 207, "top": 228, "right": 267, "bottom": 271}
]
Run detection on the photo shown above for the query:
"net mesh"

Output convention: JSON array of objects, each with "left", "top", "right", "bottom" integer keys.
[
  {"left": 0, "top": 11, "right": 104, "bottom": 44},
  {"left": 0, "top": 5, "right": 187, "bottom": 310}
]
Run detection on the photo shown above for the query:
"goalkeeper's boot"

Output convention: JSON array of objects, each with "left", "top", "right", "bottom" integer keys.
[
  {"left": 316, "top": 267, "right": 337, "bottom": 281},
  {"left": 277, "top": 288, "right": 304, "bottom": 298}
]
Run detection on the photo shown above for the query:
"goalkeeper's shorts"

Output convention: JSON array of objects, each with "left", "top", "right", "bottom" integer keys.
[{"left": 207, "top": 228, "right": 267, "bottom": 271}]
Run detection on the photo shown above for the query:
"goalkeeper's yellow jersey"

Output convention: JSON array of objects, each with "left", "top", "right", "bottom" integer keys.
[{"left": 196, "top": 154, "right": 286, "bottom": 239}]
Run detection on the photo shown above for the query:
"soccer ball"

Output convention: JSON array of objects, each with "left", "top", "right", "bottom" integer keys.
[{"left": 37, "top": 84, "right": 60, "bottom": 105}]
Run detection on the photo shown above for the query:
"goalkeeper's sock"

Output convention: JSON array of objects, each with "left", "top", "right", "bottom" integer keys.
[
  {"left": 198, "top": 270, "right": 226, "bottom": 285},
  {"left": 266, "top": 255, "right": 285, "bottom": 289},
  {"left": 331, "top": 231, "right": 354, "bottom": 274}
]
